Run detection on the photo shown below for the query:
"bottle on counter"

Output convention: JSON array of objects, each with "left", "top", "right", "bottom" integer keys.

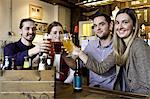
[
  {"left": 29, "top": 57, "right": 32, "bottom": 69},
  {"left": 11, "top": 57, "right": 16, "bottom": 70},
  {"left": 38, "top": 55, "right": 47, "bottom": 70},
  {"left": 3, "top": 56, "right": 10, "bottom": 70},
  {"left": 47, "top": 55, "right": 52, "bottom": 69},
  {"left": 0, "top": 60, "right": 3, "bottom": 70},
  {"left": 23, "top": 56, "right": 31, "bottom": 70},
  {"left": 73, "top": 58, "right": 82, "bottom": 92}
]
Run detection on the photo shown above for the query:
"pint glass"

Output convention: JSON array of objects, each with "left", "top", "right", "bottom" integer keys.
[
  {"left": 53, "top": 42, "right": 62, "bottom": 54},
  {"left": 61, "top": 33, "right": 74, "bottom": 53}
]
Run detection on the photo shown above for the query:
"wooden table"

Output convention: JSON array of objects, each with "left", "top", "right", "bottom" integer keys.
[{"left": 55, "top": 81, "right": 150, "bottom": 99}]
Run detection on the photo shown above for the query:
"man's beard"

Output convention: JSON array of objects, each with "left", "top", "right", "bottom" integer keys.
[
  {"left": 96, "top": 33, "right": 110, "bottom": 40},
  {"left": 24, "top": 36, "right": 35, "bottom": 42}
]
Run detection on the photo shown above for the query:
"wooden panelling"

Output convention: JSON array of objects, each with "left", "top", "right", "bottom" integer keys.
[
  {"left": 1, "top": 93, "right": 54, "bottom": 99},
  {"left": 0, "top": 69, "right": 55, "bottom": 99}
]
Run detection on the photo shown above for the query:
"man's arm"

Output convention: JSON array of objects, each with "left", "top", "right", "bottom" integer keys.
[
  {"left": 4, "top": 40, "right": 51, "bottom": 67},
  {"left": 62, "top": 52, "right": 76, "bottom": 69},
  {"left": 72, "top": 46, "right": 115, "bottom": 74},
  {"left": 28, "top": 45, "right": 40, "bottom": 57},
  {"left": 85, "top": 53, "right": 115, "bottom": 74}
]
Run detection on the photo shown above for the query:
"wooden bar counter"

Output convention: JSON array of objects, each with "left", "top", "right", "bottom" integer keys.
[
  {"left": 55, "top": 81, "right": 150, "bottom": 99},
  {"left": 0, "top": 70, "right": 150, "bottom": 99},
  {"left": 0, "top": 70, "right": 55, "bottom": 99}
]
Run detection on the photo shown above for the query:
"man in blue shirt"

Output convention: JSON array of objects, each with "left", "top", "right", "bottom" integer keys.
[
  {"left": 4, "top": 18, "right": 51, "bottom": 69},
  {"left": 65, "top": 13, "right": 116, "bottom": 89},
  {"left": 82, "top": 13, "right": 115, "bottom": 89}
]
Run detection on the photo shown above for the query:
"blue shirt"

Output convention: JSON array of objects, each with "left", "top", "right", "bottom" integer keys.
[
  {"left": 4, "top": 39, "right": 35, "bottom": 67},
  {"left": 84, "top": 39, "right": 116, "bottom": 89}
]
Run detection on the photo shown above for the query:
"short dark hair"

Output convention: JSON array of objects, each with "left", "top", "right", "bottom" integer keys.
[
  {"left": 19, "top": 18, "right": 35, "bottom": 29},
  {"left": 91, "top": 12, "right": 111, "bottom": 24},
  {"left": 47, "top": 21, "right": 63, "bottom": 33}
]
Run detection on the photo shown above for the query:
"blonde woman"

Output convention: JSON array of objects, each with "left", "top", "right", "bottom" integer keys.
[{"left": 71, "top": 8, "right": 150, "bottom": 95}]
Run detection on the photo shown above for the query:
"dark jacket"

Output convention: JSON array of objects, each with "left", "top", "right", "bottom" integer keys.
[{"left": 4, "top": 39, "right": 35, "bottom": 67}]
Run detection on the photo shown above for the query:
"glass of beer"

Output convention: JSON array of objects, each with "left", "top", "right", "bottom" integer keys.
[
  {"left": 53, "top": 42, "right": 62, "bottom": 54},
  {"left": 60, "top": 33, "right": 74, "bottom": 53},
  {"left": 43, "top": 33, "right": 52, "bottom": 42}
]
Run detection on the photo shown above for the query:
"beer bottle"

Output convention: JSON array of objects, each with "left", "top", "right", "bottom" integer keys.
[
  {"left": 47, "top": 55, "right": 51, "bottom": 69},
  {"left": 23, "top": 56, "right": 31, "bottom": 70},
  {"left": 11, "top": 57, "right": 15, "bottom": 70},
  {"left": 0, "top": 58, "right": 3, "bottom": 70},
  {"left": 29, "top": 57, "right": 32, "bottom": 69},
  {"left": 3, "top": 56, "right": 10, "bottom": 70},
  {"left": 38, "top": 55, "right": 46, "bottom": 70},
  {"left": 73, "top": 59, "right": 82, "bottom": 92}
]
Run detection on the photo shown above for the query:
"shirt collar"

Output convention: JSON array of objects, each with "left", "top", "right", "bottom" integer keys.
[
  {"left": 18, "top": 39, "right": 35, "bottom": 48},
  {"left": 97, "top": 40, "right": 113, "bottom": 48}
]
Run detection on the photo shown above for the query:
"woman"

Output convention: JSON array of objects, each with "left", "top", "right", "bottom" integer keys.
[
  {"left": 113, "top": 8, "right": 150, "bottom": 94},
  {"left": 71, "top": 8, "right": 150, "bottom": 95},
  {"left": 48, "top": 21, "right": 63, "bottom": 42},
  {"left": 48, "top": 21, "right": 70, "bottom": 81}
]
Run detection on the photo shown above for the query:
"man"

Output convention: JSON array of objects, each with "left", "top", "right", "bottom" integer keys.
[
  {"left": 4, "top": 18, "right": 51, "bottom": 69},
  {"left": 66, "top": 13, "right": 116, "bottom": 89},
  {"left": 84, "top": 13, "right": 115, "bottom": 89}
]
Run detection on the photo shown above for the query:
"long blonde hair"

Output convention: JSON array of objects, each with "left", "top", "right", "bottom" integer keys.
[{"left": 113, "top": 8, "right": 139, "bottom": 66}]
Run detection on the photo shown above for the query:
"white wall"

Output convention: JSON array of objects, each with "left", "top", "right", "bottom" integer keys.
[
  {"left": 12, "top": 0, "right": 55, "bottom": 40},
  {"left": 0, "top": 0, "right": 71, "bottom": 40},
  {"left": 0, "top": 0, "right": 71, "bottom": 59},
  {"left": 12, "top": 0, "right": 29, "bottom": 39},
  {"left": 0, "top": 0, "right": 11, "bottom": 39},
  {"left": 54, "top": 5, "right": 59, "bottom": 22},
  {"left": 58, "top": 5, "right": 71, "bottom": 31}
]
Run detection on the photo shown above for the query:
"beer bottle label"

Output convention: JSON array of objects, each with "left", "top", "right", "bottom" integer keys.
[
  {"left": 38, "top": 63, "right": 45, "bottom": 70},
  {"left": 23, "top": 61, "right": 30, "bottom": 68},
  {"left": 73, "top": 76, "right": 82, "bottom": 89},
  {"left": 47, "top": 58, "right": 51, "bottom": 65}
]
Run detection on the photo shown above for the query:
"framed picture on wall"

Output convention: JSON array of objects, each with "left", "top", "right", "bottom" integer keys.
[
  {"left": 35, "top": 22, "right": 48, "bottom": 35},
  {"left": 29, "top": 4, "right": 43, "bottom": 20}
]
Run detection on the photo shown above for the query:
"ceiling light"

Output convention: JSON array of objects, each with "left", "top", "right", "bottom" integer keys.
[{"left": 76, "top": 0, "right": 114, "bottom": 7}]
